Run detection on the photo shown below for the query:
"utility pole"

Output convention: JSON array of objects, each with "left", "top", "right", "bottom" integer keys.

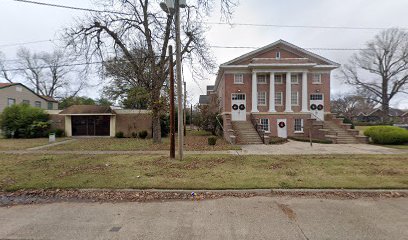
[
  {"left": 190, "top": 103, "right": 193, "bottom": 130},
  {"left": 183, "top": 81, "right": 187, "bottom": 136},
  {"left": 168, "top": 45, "right": 175, "bottom": 159},
  {"left": 175, "top": 0, "right": 184, "bottom": 160}
]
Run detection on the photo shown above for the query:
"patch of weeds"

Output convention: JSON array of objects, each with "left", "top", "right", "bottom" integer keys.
[
  {"left": 279, "top": 181, "right": 290, "bottom": 188},
  {"left": 285, "top": 169, "right": 297, "bottom": 176}
]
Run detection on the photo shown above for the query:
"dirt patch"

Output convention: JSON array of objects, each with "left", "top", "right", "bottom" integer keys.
[
  {"left": 276, "top": 203, "right": 296, "bottom": 221},
  {"left": 0, "top": 189, "right": 407, "bottom": 207}
]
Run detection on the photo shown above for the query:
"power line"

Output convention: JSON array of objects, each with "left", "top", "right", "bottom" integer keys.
[
  {"left": 9, "top": 0, "right": 406, "bottom": 31},
  {"left": 12, "top": 0, "right": 132, "bottom": 15},
  {"left": 210, "top": 46, "right": 367, "bottom": 51},
  {"left": 207, "top": 22, "right": 406, "bottom": 31},
  {"left": 0, "top": 39, "right": 53, "bottom": 48}
]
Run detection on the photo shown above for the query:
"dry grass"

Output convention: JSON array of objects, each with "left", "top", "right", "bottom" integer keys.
[
  {"left": 0, "top": 138, "right": 67, "bottom": 150},
  {"left": 0, "top": 154, "right": 407, "bottom": 190},
  {"left": 46, "top": 134, "right": 240, "bottom": 151}
]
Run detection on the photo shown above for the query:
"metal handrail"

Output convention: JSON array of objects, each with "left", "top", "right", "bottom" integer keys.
[{"left": 216, "top": 114, "right": 233, "bottom": 145}]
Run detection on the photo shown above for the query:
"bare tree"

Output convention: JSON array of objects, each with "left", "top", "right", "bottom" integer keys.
[
  {"left": 16, "top": 47, "right": 87, "bottom": 97},
  {"left": 64, "top": 0, "right": 236, "bottom": 143},
  {"left": 342, "top": 28, "right": 408, "bottom": 121},
  {"left": 331, "top": 93, "right": 376, "bottom": 119},
  {"left": 0, "top": 51, "right": 14, "bottom": 83}
]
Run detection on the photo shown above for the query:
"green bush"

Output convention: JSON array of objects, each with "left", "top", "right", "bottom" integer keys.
[
  {"left": 364, "top": 126, "right": 408, "bottom": 145},
  {"left": 138, "top": 130, "right": 148, "bottom": 139},
  {"left": 131, "top": 132, "right": 138, "bottom": 138},
  {"left": 269, "top": 136, "right": 288, "bottom": 144},
  {"left": 54, "top": 128, "right": 65, "bottom": 137},
  {"left": 115, "top": 131, "right": 124, "bottom": 138},
  {"left": 0, "top": 104, "right": 49, "bottom": 138},
  {"left": 342, "top": 117, "right": 355, "bottom": 129},
  {"left": 208, "top": 136, "right": 217, "bottom": 146},
  {"left": 288, "top": 136, "right": 333, "bottom": 144}
]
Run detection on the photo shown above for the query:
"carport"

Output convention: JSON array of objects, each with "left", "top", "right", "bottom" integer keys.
[{"left": 59, "top": 105, "right": 116, "bottom": 137}]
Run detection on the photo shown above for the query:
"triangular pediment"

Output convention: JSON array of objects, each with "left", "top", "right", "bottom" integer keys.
[{"left": 222, "top": 40, "right": 339, "bottom": 67}]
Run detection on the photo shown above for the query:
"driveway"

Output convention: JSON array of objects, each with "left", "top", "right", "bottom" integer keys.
[
  {"left": 0, "top": 197, "right": 406, "bottom": 240},
  {"left": 240, "top": 140, "right": 407, "bottom": 155}
]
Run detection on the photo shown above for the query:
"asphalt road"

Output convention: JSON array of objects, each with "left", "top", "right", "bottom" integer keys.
[{"left": 0, "top": 197, "right": 407, "bottom": 240}]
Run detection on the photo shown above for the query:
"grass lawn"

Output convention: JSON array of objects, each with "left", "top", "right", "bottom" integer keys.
[
  {"left": 0, "top": 154, "right": 407, "bottom": 190},
  {"left": 381, "top": 145, "right": 408, "bottom": 150},
  {"left": 46, "top": 133, "right": 240, "bottom": 151},
  {"left": 0, "top": 138, "right": 68, "bottom": 151}
]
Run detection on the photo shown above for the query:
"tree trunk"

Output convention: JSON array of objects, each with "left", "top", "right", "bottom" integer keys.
[
  {"left": 151, "top": 89, "right": 162, "bottom": 143},
  {"left": 382, "top": 77, "right": 390, "bottom": 123}
]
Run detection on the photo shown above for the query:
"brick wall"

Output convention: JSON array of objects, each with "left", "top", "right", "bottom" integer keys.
[{"left": 115, "top": 113, "right": 152, "bottom": 137}]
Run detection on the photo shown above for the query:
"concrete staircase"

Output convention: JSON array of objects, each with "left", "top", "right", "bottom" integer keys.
[
  {"left": 321, "top": 121, "right": 362, "bottom": 144},
  {"left": 231, "top": 121, "right": 263, "bottom": 144}
]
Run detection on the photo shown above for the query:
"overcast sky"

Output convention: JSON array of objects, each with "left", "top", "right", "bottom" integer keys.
[{"left": 1, "top": 0, "right": 408, "bottom": 108}]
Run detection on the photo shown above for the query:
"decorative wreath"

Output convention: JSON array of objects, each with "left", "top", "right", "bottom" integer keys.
[
  {"left": 278, "top": 121, "right": 286, "bottom": 128},
  {"left": 232, "top": 104, "right": 238, "bottom": 110},
  {"left": 310, "top": 104, "right": 317, "bottom": 110},
  {"left": 239, "top": 104, "right": 245, "bottom": 110},
  {"left": 317, "top": 104, "right": 324, "bottom": 111}
]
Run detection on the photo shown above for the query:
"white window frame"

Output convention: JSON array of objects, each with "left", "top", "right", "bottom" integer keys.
[
  {"left": 232, "top": 93, "right": 246, "bottom": 100},
  {"left": 257, "top": 91, "right": 267, "bottom": 106},
  {"left": 275, "top": 92, "right": 283, "bottom": 106},
  {"left": 234, "top": 73, "right": 244, "bottom": 84},
  {"left": 310, "top": 93, "right": 323, "bottom": 101},
  {"left": 294, "top": 119, "right": 304, "bottom": 133},
  {"left": 34, "top": 101, "right": 42, "bottom": 108},
  {"left": 7, "top": 98, "right": 16, "bottom": 106},
  {"left": 274, "top": 74, "right": 283, "bottom": 84},
  {"left": 312, "top": 73, "right": 322, "bottom": 84},
  {"left": 291, "top": 73, "right": 299, "bottom": 84},
  {"left": 291, "top": 91, "right": 299, "bottom": 106},
  {"left": 257, "top": 74, "right": 267, "bottom": 84},
  {"left": 260, "top": 118, "right": 270, "bottom": 132},
  {"left": 276, "top": 51, "right": 281, "bottom": 59}
]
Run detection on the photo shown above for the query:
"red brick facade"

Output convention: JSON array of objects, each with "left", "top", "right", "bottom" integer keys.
[{"left": 212, "top": 40, "right": 339, "bottom": 139}]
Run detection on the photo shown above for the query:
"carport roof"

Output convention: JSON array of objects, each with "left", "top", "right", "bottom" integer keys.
[{"left": 59, "top": 105, "right": 116, "bottom": 115}]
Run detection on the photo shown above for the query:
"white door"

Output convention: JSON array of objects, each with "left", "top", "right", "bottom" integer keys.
[
  {"left": 310, "top": 93, "right": 324, "bottom": 121},
  {"left": 277, "top": 119, "right": 287, "bottom": 138},
  {"left": 231, "top": 93, "right": 246, "bottom": 121}
]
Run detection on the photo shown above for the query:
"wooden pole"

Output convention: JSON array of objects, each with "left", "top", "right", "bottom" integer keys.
[
  {"left": 184, "top": 81, "right": 187, "bottom": 136},
  {"left": 168, "top": 45, "right": 175, "bottom": 159}
]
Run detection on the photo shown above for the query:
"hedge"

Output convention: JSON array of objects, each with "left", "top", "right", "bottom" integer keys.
[{"left": 364, "top": 126, "right": 408, "bottom": 145}]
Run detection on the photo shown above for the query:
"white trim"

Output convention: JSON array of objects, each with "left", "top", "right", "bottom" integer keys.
[
  {"left": 301, "top": 72, "right": 308, "bottom": 112},
  {"left": 269, "top": 72, "right": 276, "bottom": 112},
  {"left": 234, "top": 73, "right": 244, "bottom": 84},
  {"left": 249, "top": 63, "right": 317, "bottom": 67},
  {"left": 251, "top": 72, "right": 258, "bottom": 112},
  {"left": 259, "top": 118, "right": 270, "bottom": 132},
  {"left": 291, "top": 91, "right": 299, "bottom": 106},
  {"left": 275, "top": 91, "right": 283, "bottom": 106},
  {"left": 285, "top": 72, "right": 293, "bottom": 112},
  {"left": 257, "top": 91, "right": 267, "bottom": 106}
]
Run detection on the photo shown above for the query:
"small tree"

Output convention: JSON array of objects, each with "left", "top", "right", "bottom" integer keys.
[{"left": 0, "top": 104, "right": 49, "bottom": 138}]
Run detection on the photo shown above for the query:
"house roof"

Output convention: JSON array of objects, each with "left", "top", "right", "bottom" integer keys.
[
  {"left": 59, "top": 105, "right": 116, "bottom": 115},
  {"left": 0, "top": 82, "right": 58, "bottom": 103},
  {"left": 0, "top": 83, "right": 15, "bottom": 88},
  {"left": 206, "top": 85, "right": 215, "bottom": 91},
  {"left": 199, "top": 95, "right": 210, "bottom": 105}
]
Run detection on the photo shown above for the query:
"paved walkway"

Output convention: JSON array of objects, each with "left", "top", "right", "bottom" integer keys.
[
  {"left": 239, "top": 140, "right": 408, "bottom": 155},
  {"left": 1, "top": 140, "right": 406, "bottom": 155},
  {"left": 0, "top": 196, "right": 406, "bottom": 240}
]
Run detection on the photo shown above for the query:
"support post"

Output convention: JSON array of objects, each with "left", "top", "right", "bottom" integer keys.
[
  {"left": 251, "top": 71, "right": 258, "bottom": 112},
  {"left": 301, "top": 72, "right": 308, "bottom": 112},
  {"left": 175, "top": 0, "right": 184, "bottom": 160},
  {"left": 269, "top": 72, "right": 276, "bottom": 112},
  {"left": 184, "top": 81, "right": 186, "bottom": 136},
  {"left": 168, "top": 45, "right": 175, "bottom": 159},
  {"left": 285, "top": 72, "right": 293, "bottom": 112}
]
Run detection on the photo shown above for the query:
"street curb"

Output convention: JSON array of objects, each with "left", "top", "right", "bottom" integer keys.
[{"left": 78, "top": 188, "right": 408, "bottom": 194}]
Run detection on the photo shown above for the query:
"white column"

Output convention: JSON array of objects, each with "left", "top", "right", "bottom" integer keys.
[
  {"left": 269, "top": 72, "right": 276, "bottom": 112},
  {"left": 301, "top": 72, "right": 309, "bottom": 112},
  {"left": 285, "top": 72, "right": 293, "bottom": 112},
  {"left": 252, "top": 71, "right": 258, "bottom": 112}
]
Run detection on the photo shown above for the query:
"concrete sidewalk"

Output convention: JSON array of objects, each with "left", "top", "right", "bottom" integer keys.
[
  {"left": 1, "top": 140, "right": 406, "bottom": 155},
  {"left": 0, "top": 196, "right": 406, "bottom": 240}
]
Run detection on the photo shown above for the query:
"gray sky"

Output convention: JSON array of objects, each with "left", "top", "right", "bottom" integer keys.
[{"left": 1, "top": 0, "right": 408, "bottom": 108}]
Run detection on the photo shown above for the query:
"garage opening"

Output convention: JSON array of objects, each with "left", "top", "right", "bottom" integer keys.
[{"left": 72, "top": 115, "right": 110, "bottom": 136}]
